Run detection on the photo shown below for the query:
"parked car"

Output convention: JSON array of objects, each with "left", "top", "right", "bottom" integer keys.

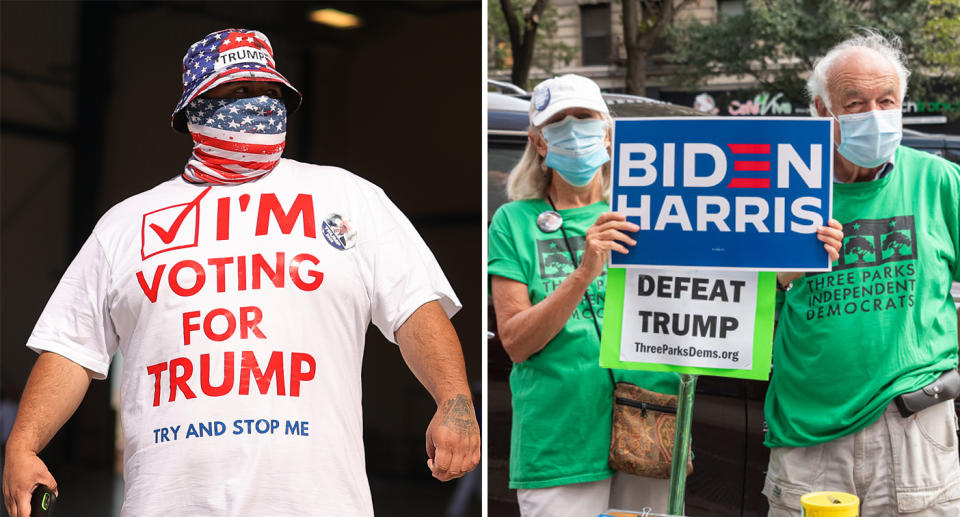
[
  {"left": 902, "top": 128, "right": 960, "bottom": 163},
  {"left": 486, "top": 83, "right": 960, "bottom": 517}
]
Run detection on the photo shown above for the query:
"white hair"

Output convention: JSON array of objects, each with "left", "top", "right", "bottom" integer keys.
[
  {"left": 506, "top": 112, "right": 614, "bottom": 202},
  {"left": 806, "top": 29, "right": 910, "bottom": 115}
]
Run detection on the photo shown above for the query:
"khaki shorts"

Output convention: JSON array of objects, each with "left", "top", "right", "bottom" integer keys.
[
  {"left": 763, "top": 400, "right": 960, "bottom": 516},
  {"left": 517, "top": 472, "right": 670, "bottom": 517}
]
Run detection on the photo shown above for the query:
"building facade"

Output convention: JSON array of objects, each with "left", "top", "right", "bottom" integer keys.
[{"left": 489, "top": 0, "right": 958, "bottom": 134}]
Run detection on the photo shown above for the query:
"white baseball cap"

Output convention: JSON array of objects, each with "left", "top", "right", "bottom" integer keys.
[{"left": 529, "top": 74, "right": 609, "bottom": 127}]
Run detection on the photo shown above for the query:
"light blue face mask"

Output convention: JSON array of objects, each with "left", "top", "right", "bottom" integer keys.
[
  {"left": 541, "top": 116, "right": 610, "bottom": 187},
  {"left": 831, "top": 108, "right": 902, "bottom": 168}
]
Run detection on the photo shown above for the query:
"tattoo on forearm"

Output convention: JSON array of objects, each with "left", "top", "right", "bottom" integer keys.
[{"left": 440, "top": 394, "right": 478, "bottom": 437}]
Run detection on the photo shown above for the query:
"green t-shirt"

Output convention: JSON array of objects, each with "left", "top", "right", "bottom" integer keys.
[
  {"left": 765, "top": 146, "right": 960, "bottom": 448},
  {"left": 488, "top": 198, "right": 679, "bottom": 489}
]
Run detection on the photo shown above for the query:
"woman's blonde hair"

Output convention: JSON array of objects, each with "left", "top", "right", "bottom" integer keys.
[{"left": 506, "top": 111, "right": 614, "bottom": 202}]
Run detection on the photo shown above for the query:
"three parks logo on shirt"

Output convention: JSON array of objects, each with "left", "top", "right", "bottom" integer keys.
[
  {"left": 535, "top": 236, "right": 604, "bottom": 321},
  {"left": 834, "top": 216, "right": 917, "bottom": 271},
  {"left": 802, "top": 215, "right": 917, "bottom": 320},
  {"left": 536, "top": 237, "right": 584, "bottom": 279}
]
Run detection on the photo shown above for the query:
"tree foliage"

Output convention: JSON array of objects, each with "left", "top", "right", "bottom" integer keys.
[
  {"left": 488, "top": 0, "right": 575, "bottom": 89},
  {"left": 915, "top": 0, "right": 960, "bottom": 76},
  {"left": 621, "top": 0, "right": 698, "bottom": 95},
  {"left": 667, "top": 0, "right": 960, "bottom": 117}
]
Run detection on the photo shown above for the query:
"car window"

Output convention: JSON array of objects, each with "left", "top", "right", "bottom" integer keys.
[{"left": 488, "top": 138, "right": 525, "bottom": 220}]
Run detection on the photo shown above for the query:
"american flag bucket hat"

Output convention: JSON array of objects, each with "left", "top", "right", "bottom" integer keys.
[{"left": 171, "top": 28, "right": 302, "bottom": 132}]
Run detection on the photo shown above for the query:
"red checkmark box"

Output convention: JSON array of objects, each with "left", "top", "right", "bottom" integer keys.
[{"left": 141, "top": 187, "right": 211, "bottom": 260}]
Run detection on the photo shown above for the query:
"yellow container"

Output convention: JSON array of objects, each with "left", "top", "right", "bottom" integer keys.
[{"left": 800, "top": 492, "right": 859, "bottom": 517}]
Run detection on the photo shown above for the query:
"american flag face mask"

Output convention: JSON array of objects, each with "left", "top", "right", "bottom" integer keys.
[{"left": 182, "top": 95, "right": 286, "bottom": 185}]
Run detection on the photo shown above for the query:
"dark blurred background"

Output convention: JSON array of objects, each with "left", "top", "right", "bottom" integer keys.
[{"left": 0, "top": 2, "right": 480, "bottom": 516}]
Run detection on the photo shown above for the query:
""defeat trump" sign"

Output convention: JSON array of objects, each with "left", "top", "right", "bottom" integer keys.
[{"left": 600, "top": 268, "right": 776, "bottom": 380}]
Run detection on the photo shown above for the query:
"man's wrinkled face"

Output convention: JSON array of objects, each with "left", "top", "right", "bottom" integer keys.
[
  {"left": 201, "top": 80, "right": 283, "bottom": 100},
  {"left": 816, "top": 48, "right": 901, "bottom": 147}
]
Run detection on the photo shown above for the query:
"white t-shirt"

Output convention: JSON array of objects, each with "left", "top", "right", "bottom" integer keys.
[{"left": 26, "top": 158, "right": 460, "bottom": 516}]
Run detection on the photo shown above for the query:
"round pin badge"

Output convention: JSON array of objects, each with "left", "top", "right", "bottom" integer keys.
[
  {"left": 536, "top": 210, "right": 563, "bottom": 233},
  {"left": 533, "top": 87, "right": 551, "bottom": 112},
  {"left": 321, "top": 213, "right": 357, "bottom": 250}
]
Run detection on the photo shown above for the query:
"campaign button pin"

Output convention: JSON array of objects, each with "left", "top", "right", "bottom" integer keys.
[
  {"left": 534, "top": 87, "right": 551, "bottom": 112},
  {"left": 537, "top": 210, "right": 562, "bottom": 233},
  {"left": 321, "top": 213, "right": 357, "bottom": 250}
]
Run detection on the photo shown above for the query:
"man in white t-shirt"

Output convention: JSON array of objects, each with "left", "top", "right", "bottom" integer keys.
[{"left": 2, "top": 28, "right": 480, "bottom": 517}]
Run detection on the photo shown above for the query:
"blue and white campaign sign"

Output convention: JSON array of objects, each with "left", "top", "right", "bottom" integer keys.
[{"left": 610, "top": 117, "right": 833, "bottom": 270}]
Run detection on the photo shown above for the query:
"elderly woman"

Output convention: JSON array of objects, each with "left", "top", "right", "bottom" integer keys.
[{"left": 488, "top": 74, "right": 680, "bottom": 516}]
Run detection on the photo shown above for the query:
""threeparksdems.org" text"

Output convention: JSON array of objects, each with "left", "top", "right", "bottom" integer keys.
[{"left": 634, "top": 342, "right": 740, "bottom": 363}]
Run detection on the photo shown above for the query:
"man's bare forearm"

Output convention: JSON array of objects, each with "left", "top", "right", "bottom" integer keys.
[
  {"left": 395, "top": 301, "right": 471, "bottom": 405},
  {"left": 6, "top": 352, "right": 93, "bottom": 455},
  {"left": 395, "top": 301, "right": 479, "bottom": 481}
]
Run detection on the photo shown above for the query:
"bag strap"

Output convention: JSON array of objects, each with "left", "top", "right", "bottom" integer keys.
[
  {"left": 614, "top": 396, "right": 678, "bottom": 415},
  {"left": 546, "top": 195, "right": 616, "bottom": 386}
]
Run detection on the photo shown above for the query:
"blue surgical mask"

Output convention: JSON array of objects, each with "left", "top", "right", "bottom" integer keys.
[
  {"left": 831, "top": 108, "right": 902, "bottom": 168},
  {"left": 541, "top": 116, "right": 610, "bottom": 186}
]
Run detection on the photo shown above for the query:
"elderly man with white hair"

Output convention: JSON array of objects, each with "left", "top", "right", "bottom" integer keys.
[{"left": 762, "top": 31, "right": 960, "bottom": 516}]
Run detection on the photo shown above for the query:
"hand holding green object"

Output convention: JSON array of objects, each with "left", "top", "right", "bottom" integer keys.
[{"left": 30, "top": 485, "right": 55, "bottom": 517}]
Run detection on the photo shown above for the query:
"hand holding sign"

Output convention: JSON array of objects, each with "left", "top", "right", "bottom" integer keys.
[
  {"left": 818, "top": 219, "right": 844, "bottom": 262},
  {"left": 581, "top": 212, "right": 638, "bottom": 280},
  {"left": 780, "top": 218, "right": 844, "bottom": 286}
]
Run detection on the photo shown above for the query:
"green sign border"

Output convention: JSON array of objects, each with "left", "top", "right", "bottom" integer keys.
[{"left": 600, "top": 268, "right": 776, "bottom": 380}]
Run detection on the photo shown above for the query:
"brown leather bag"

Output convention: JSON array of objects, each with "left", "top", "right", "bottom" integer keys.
[{"left": 609, "top": 382, "right": 693, "bottom": 479}]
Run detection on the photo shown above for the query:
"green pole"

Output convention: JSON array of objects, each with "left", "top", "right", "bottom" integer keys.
[{"left": 667, "top": 373, "right": 698, "bottom": 515}]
